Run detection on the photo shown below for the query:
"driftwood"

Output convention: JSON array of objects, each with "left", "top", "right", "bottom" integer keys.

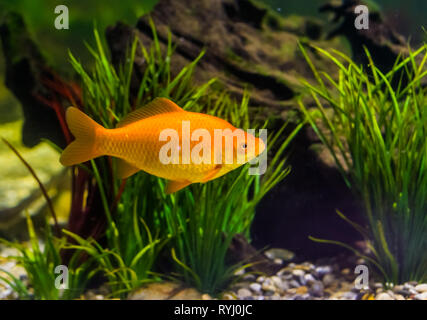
[
  {"left": 0, "top": 12, "right": 66, "bottom": 148},
  {"left": 105, "top": 0, "right": 331, "bottom": 111}
]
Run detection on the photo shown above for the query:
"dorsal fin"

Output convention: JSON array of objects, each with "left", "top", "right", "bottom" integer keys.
[{"left": 117, "top": 98, "right": 184, "bottom": 128}]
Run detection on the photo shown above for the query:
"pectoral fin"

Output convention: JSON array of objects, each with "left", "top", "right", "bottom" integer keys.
[
  {"left": 166, "top": 180, "right": 192, "bottom": 194},
  {"left": 200, "top": 165, "right": 222, "bottom": 183},
  {"left": 116, "top": 159, "right": 141, "bottom": 179}
]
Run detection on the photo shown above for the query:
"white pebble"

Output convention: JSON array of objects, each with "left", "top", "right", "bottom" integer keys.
[
  {"left": 237, "top": 288, "right": 252, "bottom": 298},
  {"left": 316, "top": 266, "right": 332, "bottom": 277},
  {"left": 304, "top": 273, "right": 316, "bottom": 284},
  {"left": 376, "top": 292, "right": 393, "bottom": 300},
  {"left": 242, "top": 274, "right": 256, "bottom": 282},
  {"left": 409, "top": 288, "right": 419, "bottom": 295},
  {"left": 249, "top": 283, "right": 262, "bottom": 293},
  {"left": 261, "top": 282, "right": 276, "bottom": 292},
  {"left": 415, "top": 284, "right": 427, "bottom": 293},
  {"left": 292, "top": 269, "right": 305, "bottom": 277},
  {"left": 301, "top": 293, "right": 310, "bottom": 299},
  {"left": 403, "top": 283, "right": 414, "bottom": 290},
  {"left": 270, "top": 276, "right": 282, "bottom": 287},
  {"left": 414, "top": 292, "right": 427, "bottom": 300},
  {"left": 373, "top": 282, "right": 383, "bottom": 289}
]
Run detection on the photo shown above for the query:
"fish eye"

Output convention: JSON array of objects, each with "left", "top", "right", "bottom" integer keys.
[{"left": 241, "top": 143, "right": 247, "bottom": 149}]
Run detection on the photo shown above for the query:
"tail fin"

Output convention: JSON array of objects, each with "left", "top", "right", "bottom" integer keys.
[{"left": 60, "top": 107, "right": 104, "bottom": 166}]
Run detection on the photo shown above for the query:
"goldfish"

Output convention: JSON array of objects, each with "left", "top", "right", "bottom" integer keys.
[{"left": 60, "top": 98, "right": 265, "bottom": 194}]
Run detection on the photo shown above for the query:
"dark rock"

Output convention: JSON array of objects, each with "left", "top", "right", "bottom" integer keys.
[
  {"left": 320, "top": 0, "right": 426, "bottom": 87},
  {"left": 222, "top": 0, "right": 268, "bottom": 29},
  {"left": 105, "top": 0, "right": 339, "bottom": 110},
  {"left": 252, "top": 125, "right": 364, "bottom": 259},
  {"left": 226, "top": 233, "right": 282, "bottom": 275},
  {"left": 0, "top": 12, "right": 66, "bottom": 148}
]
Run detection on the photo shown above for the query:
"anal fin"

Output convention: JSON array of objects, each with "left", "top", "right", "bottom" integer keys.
[
  {"left": 200, "top": 165, "right": 222, "bottom": 183},
  {"left": 166, "top": 180, "right": 192, "bottom": 194},
  {"left": 116, "top": 158, "right": 141, "bottom": 179}
]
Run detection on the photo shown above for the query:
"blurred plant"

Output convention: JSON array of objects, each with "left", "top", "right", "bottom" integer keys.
[
  {"left": 160, "top": 92, "right": 302, "bottom": 295},
  {"left": 1, "top": 20, "right": 201, "bottom": 300},
  {"left": 0, "top": 213, "right": 96, "bottom": 300},
  {"left": 0, "top": 138, "right": 96, "bottom": 299},
  {"left": 299, "top": 43, "right": 427, "bottom": 284},
  {"left": 1, "top": 18, "right": 300, "bottom": 298},
  {"left": 65, "top": 20, "right": 209, "bottom": 297},
  {"left": 0, "top": 0, "right": 159, "bottom": 71}
]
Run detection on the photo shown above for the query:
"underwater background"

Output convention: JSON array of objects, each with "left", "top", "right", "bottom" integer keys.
[{"left": 0, "top": 0, "right": 426, "bottom": 300}]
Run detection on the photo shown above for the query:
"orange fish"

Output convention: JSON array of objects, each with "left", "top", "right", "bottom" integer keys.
[{"left": 60, "top": 98, "right": 265, "bottom": 194}]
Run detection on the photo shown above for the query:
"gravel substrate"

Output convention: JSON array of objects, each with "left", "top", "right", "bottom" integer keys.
[
  {"left": 0, "top": 246, "right": 25, "bottom": 300},
  {"left": 1, "top": 245, "right": 426, "bottom": 300},
  {"left": 222, "top": 255, "right": 427, "bottom": 300}
]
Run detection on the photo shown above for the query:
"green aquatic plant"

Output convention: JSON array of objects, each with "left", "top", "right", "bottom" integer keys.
[
  {"left": 0, "top": 138, "right": 96, "bottom": 300},
  {"left": 65, "top": 20, "right": 208, "bottom": 297},
  {"left": 0, "top": 19, "right": 299, "bottom": 299},
  {"left": 161, "top": 93, "right": 301, "bottom": 295},
  {"left": 67, "top": 20, "right": 301, "bottom": 297},
  {"left": 299, "top": 43, "right": 427, "bottom": 284},
  {"left": 65, "top": 21, "right": 239, "bottom": 298},
  {"left": 0, "top": 213, "right": 96, "bottom": 300},
  {"left": 0, "top": 137, "right": 60, "bottom": 235},
  {"left": 0, "top": 21, "right": 199, "bottom": 300}
]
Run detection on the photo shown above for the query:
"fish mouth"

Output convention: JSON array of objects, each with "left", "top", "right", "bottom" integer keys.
[{"left": 256, "top": 138, "right": 266, "bottom": 156}]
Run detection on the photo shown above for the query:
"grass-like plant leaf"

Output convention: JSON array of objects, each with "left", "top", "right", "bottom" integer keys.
[{"left": 299, "top": 42, "right": 427, "bottom": 284}]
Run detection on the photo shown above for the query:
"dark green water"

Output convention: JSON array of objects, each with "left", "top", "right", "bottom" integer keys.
[
  {"left": 263, "top": 0, "right": 426, "bottom": 45},
  {"left": 0, "top": 0, "right": 425, "bottom": 72},
  {"left": 0, "top": 0, "right": 158, "bottom": 73}
]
